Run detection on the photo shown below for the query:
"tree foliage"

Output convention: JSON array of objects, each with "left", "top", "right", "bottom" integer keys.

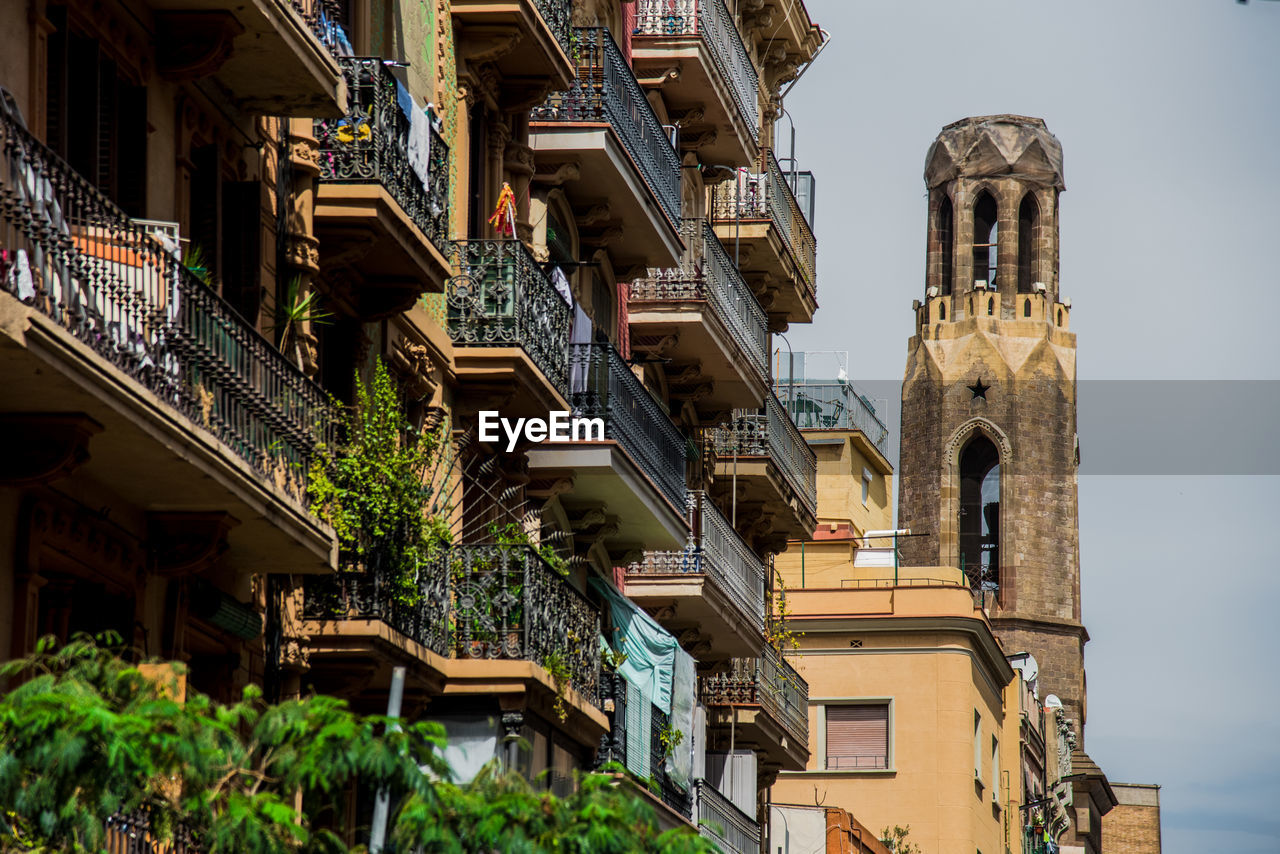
[
  {"left": 880, "top": 824, "right": 922, "bottom": 854},
  {"left": 0, "top": 637, "right": 721, "bottom": 853}
]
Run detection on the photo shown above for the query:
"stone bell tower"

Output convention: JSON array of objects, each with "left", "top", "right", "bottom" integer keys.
[{"left": 898, "top": 116, "right": 1087, "bottom": 733}]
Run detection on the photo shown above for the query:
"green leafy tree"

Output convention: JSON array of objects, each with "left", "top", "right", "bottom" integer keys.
[
  {"left": 0, "top": 638, "right": 721, "bottom": 853},
  {"left": 308, "top": 359, "right": 452, "bottom": 606},
  {"left": 880, "top": 824, "right": 922, "bottom": 854}
]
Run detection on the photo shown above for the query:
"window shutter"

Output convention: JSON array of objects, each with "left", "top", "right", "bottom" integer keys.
[
  {"left": 825, "top": 705, "right": 888, "bottom": 770},
  {"left": 624, "top": 680, "right": 650, "bottom": 780}
]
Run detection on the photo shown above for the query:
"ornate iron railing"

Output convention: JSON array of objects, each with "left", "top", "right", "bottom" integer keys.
[
  {"left": 0, "top": 109, "right": 333, "bottom": 496},
  {"left": 534, "top": 0, "right": 574, "bottom": 58},
  {"left": 633, "top": 0, "right": 760, "bottom": 144},
  {"left": 448, "top": 240, "right": 572, "bottom": 397},
  {"left": 627, "top": 491, "right": 764, "bottom": 634},
  {"left": 706, "top": 393, "right": 817, "bottom": 518},
  {"left": 303, "top": 543, "right": 601, "bottom": 705},
  {"left": 569, "top": 342, "right": 687, "bottom": 511},
  {"left": 315, "top": 57, "right": 451, "bottom": 257},
  {"left": 631, "top": 218, "right": 768, "bottom": 383},
  {"left": 777, "top": 380, "right": 890, "bottom": 455},
  {"left": 700, "top": 646, "right": 809, "bottom": 752},
  {"left": 694, "top": 779, "right": 760, "bottom": 854},
  {"left": 289, "top": 0, "right": 347, "bottom": 60},
  {"left": 710, "top": 149, "right": 817, "bottom": 295},
  {"left": 651, "top": 705, "right": 693, "bottom": 817},
  {"left": 106, "top": 812, "right": 200, "bottom": 853},
  {"left": 533, "top": 28, "right": 682, "bottom": 227}
]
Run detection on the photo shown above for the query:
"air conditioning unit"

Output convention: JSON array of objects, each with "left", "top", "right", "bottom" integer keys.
[{"left": 1033, "top": 281, "right": 1047, "bottom": 293}]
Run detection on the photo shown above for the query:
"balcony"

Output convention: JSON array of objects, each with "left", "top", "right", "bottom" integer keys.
[
  {"left": 527, "top": 342, "right": 688, "bottom": 551},
  {"left": 531, "top": 28, "right": 684, "bottom": 269},
  {"left": 451, "top": 0, "right": 574, "bottom": 90},
  {"left": 596, "top": 672, "right": 693, "bottom": 825},
  {"left": 143, "top": 0, "right": 345, "bottom": 116},
  {"left": 710, "top": 149, "right": 818, "bottom": 328},
  {"left": 0, "top": 108, "right": 335, "bottom": 573},
  {"left": 632, "top": 0, "right": 761, "bottom": 166},
  {"left": 301, "top": 543, "right": 604, "bottom": 738},
  {"left": 629, "top": 218, "right": 769, "bottom": 415},
  {"left": 701, "top": 646, "right": 809, "bottom": 772},
  {"left": 313, "top": 57, "right": 452, "bottom": 317},
  {"left": 704, "top": 393, "right": 817, "bottom": 550},
  {"left": 625, "top": 491, "right": 765, "bottom": 659},
  {"left": 778, "top": 380, "right": 891, "bottom": 457},
  {"left": 695, "top": 779, "right": 760, "bottom": 854},
  {"left": 447, "top": 240, "right": 572, "bottom": 416}
]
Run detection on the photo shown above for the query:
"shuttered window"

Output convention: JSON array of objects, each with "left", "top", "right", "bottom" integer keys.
[{"left": 825, "top": 704, "right": 889, "bottom": 770}]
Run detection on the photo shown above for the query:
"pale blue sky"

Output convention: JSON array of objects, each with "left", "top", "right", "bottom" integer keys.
[{"left": 779, "top": 2, "right": 1280, "bottom": 851}]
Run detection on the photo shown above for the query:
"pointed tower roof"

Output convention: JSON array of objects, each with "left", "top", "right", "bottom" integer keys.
[{"left": 925, "top": 115, "right": 1065, "bottom": 190}]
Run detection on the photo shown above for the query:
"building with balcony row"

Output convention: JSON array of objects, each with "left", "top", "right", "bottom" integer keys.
[{"left": 0, "top": 0, "right": 828, "bottom": 849}]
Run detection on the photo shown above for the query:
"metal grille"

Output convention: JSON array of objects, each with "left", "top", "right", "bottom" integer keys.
[
  {"left": 700, "top": 646, "right": 809, "bottom": 752},
  {"left": 694, "top": 779, "right": 760, "bottom": 854},
  {"left": 705, "top": 393, "right": 817, "bottom": 518}
]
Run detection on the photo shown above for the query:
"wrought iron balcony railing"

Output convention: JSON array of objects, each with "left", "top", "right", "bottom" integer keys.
[
  {"left": 448, "top": 240, "right": 572, "bottom": 397},
  {"left": 710, "top": 149, "right": 817, "bottom": 294},
  {"left": 700, "top": 646, "right": 809, "bottom": 754},
  {"left": 633, "top": 0, "right": 760, "bottom": 145},
  {"left": 695, "top": 779, "right": 760, "bottom": 854},
  {"left": 595, "top": 672, "right": 692, "bottom": 818},
  {"left": 315, "top": 57, "right": 451, "bottom": 257},
  {"left": 631, "top": 218, "right": 768, "bottom": 383},
  {"left": 0, "top": 109, "right": 333, "bottom": 494},
  {"left": 777, "top": 380, "right": 890, "bottom": 455},
  {"left": 533, "top": 28, "right": 682, "bottom": 227},
  {"left": 303, "top": 543, "right": 602, "bottom": 705},
  {"left": 290, "top": 0, "right": 346, "bottom": 60},
  {"left": 706, "top": 393, "right": 817, "bottom": 519},
  {"left": 569, "top": 342, "right": 687, "bottom": 512},
  {"left": 628, "top": 491, "right": 764, "bottom": 634},
  {"left": 534, "top": 0, "right": 574, "bottom": 58},
  {"left": 106, "top": 812, "right": 199, "bottom": 854}
]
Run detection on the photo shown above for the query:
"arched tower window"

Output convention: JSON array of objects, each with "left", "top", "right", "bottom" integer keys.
[
  {"left": 1018, "top": 193, "right": 1039, "bottom": 293},
  {"left": 1024, "top": 298, "right": 1031, "bottom": 318},
  {"left": 987, "top": 297, "right": 994, "bottom": 316},
  {"left": 938, "top": 196, "right": 954, "bottom": 295},
  {"left": 939, "top": 302, "right": 946, "bottom": 320},
  {"left": 959, "top": 435, "right": 1000, "bottom": 591},
  {"left": 973, "top": 191, "right": 998, "bottom": 289}
]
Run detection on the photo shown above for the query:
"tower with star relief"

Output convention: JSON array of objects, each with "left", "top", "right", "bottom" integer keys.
[{"left": 898, "top": 115, "right": 1089, "bottom": 735}]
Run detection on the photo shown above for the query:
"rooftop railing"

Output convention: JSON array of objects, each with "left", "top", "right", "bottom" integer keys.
[
  {"left": 695, "top": 779, "right": 760, "bottom": 854},
  {"left": 706, "top": 393, "right": 817, "bottom": 519},
  {"left": 303, "top": 543, "right": 602, "bottom": 705},
  {"left": 631, "top": 218, "right": 768, "bottom": 383},
  {"left": 700, "top": 645, "right": 809, "bottom": 754},
  {"left": 633, "top": 0, "right": 760, "bottom": 145},
  {"left": 569, "top": 342, "right": 687, "bottom": 512},
  {"left": 447, "top": 239, "right": 573, "bottom": 397},
  {"left": 777, "top": 380, "right": 890, "bottom": 455},
  {"left": 710, "top": 149, "right": 817, "bottom": 294},
  {"left": 315, "top": 57, "right": 451, "bottom": 257},
  {"left": 0, "top": 109, "right": 332, "bottom": 495},
  {"left": 533, "top": 28, "right": 682, "bottom": 227},
  {"left": 627, "top": 490, "right": 765, "bottom": 635}
]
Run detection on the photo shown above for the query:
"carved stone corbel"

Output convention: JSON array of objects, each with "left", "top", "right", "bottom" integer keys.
[
  {"left": 148, "top": 512, "right": 240, "bottom": 577},
  {"left": 0, "top": 414, "right": 101, "bottom": 486}
]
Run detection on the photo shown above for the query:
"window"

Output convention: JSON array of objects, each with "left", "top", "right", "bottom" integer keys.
[
  {"left": 1017, "top": 194, "right": 1039, "bottom": 293},
  {"left": 861, "top": 469, "right": 874, "bottom": 506},
  {"left": 938, "top": 195, "right": 954, "bottom": 295},
  {"left": 825, "top": 703, "right": 890, "bottom": 770},
  {"left": 973, "top": 711, "right": 982, "bottom": 780},
  {"left": 972, "top": 191, "right": 998, "bottom": 289},
  {"left": 1024, "top": 298, "right": 1031, "bottom": 318},
  {"left": 987, "top": 296, "right": 994, "bottom": 316},
  {"left": 959, "top": 435, "right": 1000, "bottom": 591},
  {"left": 991, "top": 736, "right": 1000, "bottom": 801}
]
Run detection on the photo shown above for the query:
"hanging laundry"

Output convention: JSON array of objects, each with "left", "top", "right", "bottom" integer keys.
[{"left": 550, "top": 266, "right": 573, "bottom": 307}]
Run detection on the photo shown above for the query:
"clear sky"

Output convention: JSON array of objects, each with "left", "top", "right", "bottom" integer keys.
[{"left": 777, "top": 2, "right": 1280, "bottom": 852}]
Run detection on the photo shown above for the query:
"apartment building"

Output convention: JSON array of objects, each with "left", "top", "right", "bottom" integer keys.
[{"left": 0, "top": 0, "right": 825, "bottom": 848}]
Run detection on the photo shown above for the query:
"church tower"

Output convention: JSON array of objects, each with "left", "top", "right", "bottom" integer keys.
[{"left": 898, "top": 116, "right": 1087, "bottom": 732}]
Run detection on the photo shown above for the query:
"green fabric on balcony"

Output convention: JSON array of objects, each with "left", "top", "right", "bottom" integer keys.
[{"left": 591, "top": 578, "right": 676, "bottom": 714}]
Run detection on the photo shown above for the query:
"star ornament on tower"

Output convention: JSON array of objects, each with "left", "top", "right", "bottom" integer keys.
[{"left": 968, "top": 378, "right": 991, "bottom": 400}]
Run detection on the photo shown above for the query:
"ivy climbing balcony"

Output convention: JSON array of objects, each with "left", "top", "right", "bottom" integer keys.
[
  {"left": 527, "top": 341, "right": 689, "bottom": 552},
  {"left": 700, "top": 646, "right": 810, "bottom": 772},
  {"left": 446, "top": 239, "right": 573, "bottom": 414},
  {"left": 530, "top": 27, "right": 684, "bottom": 269},
  {"left": 629, "top": 218, "right": 769, "bottom": 415},
  {"left": 704, "top": 393, "right": 818, "bottom": 548},
  {"left": 625, "top": 491, "right": 766, "bottom": 659},
  {"left": 632, "top": 0, "right": 761, "bottom": 167},
  {"left": 709, "top": 149, "right": 818, "bottom": 327},
  {"left": 0, "top": 106, "right": 336, "bottom": 572},
  {"left": 301, "top": 543, "right": 602, "bottom": 709},
  {"left": 313, "top": 56, "right": 452, "bottom": 317}
]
